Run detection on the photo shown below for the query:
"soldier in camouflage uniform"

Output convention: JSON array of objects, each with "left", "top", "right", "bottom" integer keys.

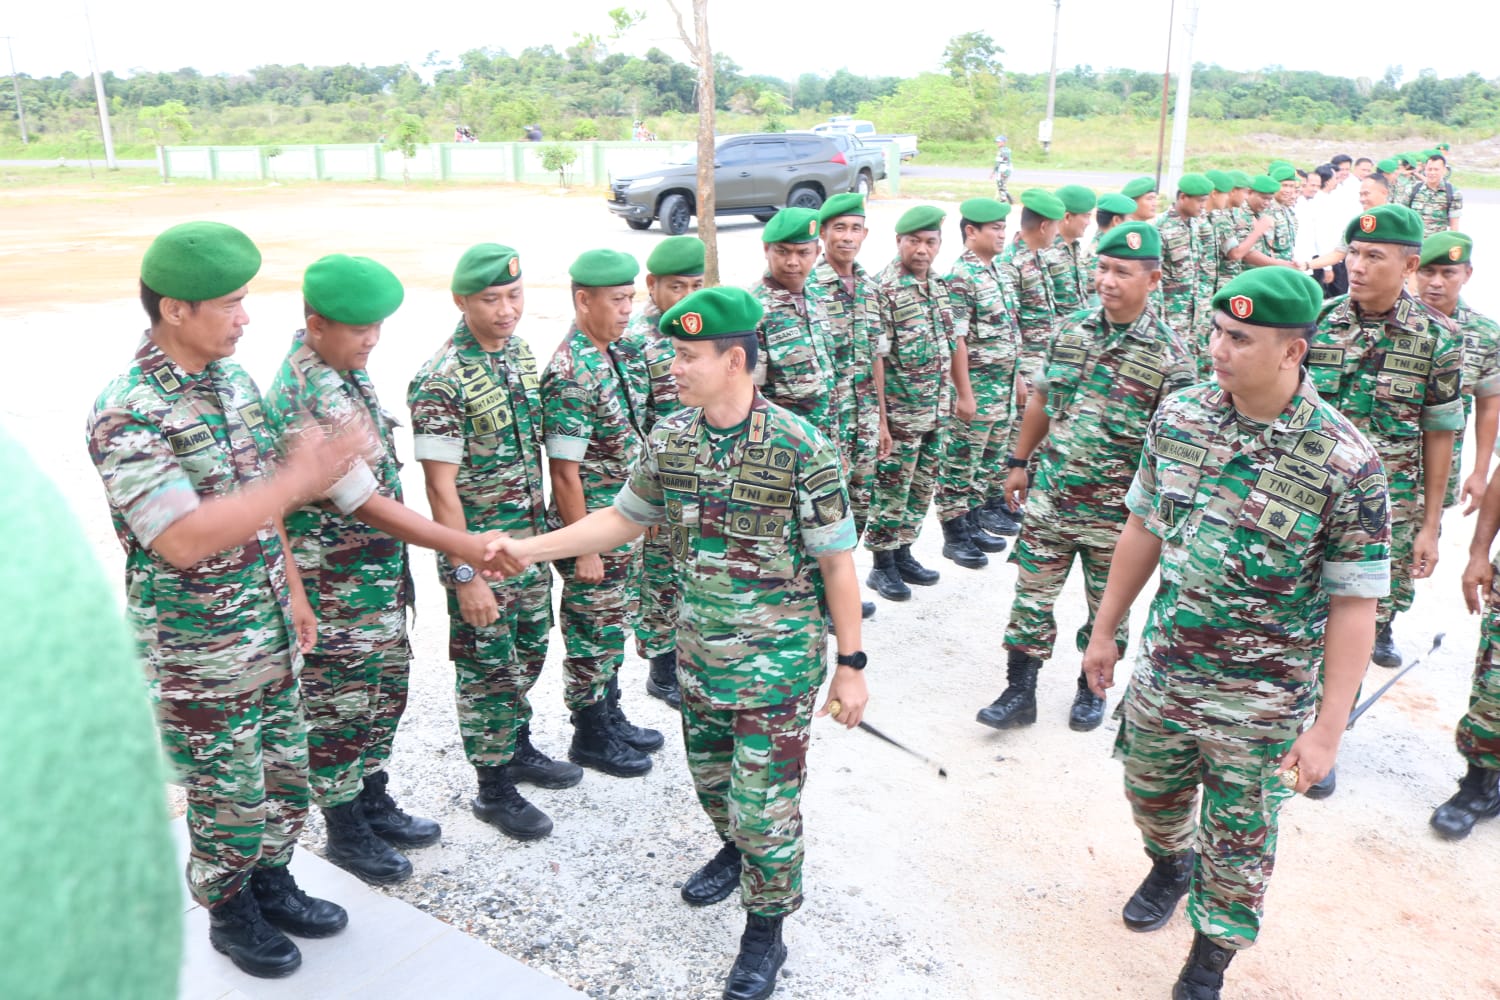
[
  {"left": 1266, "top": 164, "right": 1300, "bottom": 263},
  {"left": 865, "top": 205, "right": 958, "bottom": 600},
  {"left": 543, "top": 248, "right": 661, "bottom": 778},
  {"left": 1390, "top": 153, "right": 1420, "bottom": 206},
  {"left": 626, "top": 236, "right": 707, "bottom": 709},
  {"left": 1215, "top": 171, "right": 1253, "bottom": 290},
  {"left": 1225, "top": 175, "right": 1288, "bottom": 274},
  {"left": 1082, "top": 267, "right": 1390, "bottom": 1000},
  {"left": 1309, "top": 205, "right": 1464, "bottom": 685},
  {"left": 1157, "top": 174, "right": 1213, "bottom": 373},
  {"left": 87, "top": 222, "right": 354, "bottom": 978},
  {"left": 1044, "top": 184, "right": 1097, "bottom": 317},
  {"left": 990, "top": 134, "right": 1013, "bottom": 204},
  {"left": 1198, "top": 171, "right": 1231, "bottom": 300},
  {"left": 977, "top": 222, "right": 1196, "bottom": 735},
  {"left": 1122, "top": 176, "right": 1159, "bottom": 222},
  {"left": 492, "top": 286, "right": 870, "bottom": 1000},
  {"left": 1404, "top": 154, "right": 1463, "bottom": 238},
  {"left": 1083, "top": 192, "right": 1139, "bottom": 303},
  {"left": 409, "top": 244, "right": 580, "bottom": 843}
]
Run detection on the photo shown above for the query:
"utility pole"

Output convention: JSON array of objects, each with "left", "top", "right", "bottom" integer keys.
[
  {"left": 83, "top": 2, "right": 117, "bottom": 169},
  {"left": 1165, "top": 0, "right": 1200, "bottom": 194},
  {"left": 1041, "top": 0, "right": 1061, "bottom": 155},
  {"left": 2, "top": 36, "right": 26, "bottom": 144},
  {"left": 1154, "top": 0, "right": 1174, "bottom": 189}
]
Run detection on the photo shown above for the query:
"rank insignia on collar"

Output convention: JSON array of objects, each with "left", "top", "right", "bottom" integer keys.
[{"left": 1229, "top": 295, "right": 1253, "bottom": 319}]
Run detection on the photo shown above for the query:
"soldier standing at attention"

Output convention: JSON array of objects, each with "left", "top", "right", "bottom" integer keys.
[
  {"left": 543, "top": 249, "right": 662, "bottom": 777},
  {"left": 1157, "top": 173, "right": 1214, "bottom": 373},
  {"left": 1082, "top": 267, "right": 1389, "bottom": 1000},
  {"left": 1405, "top": 153, "right": 1464, "bottom": 237},
  {"left": 1083, "top": 193, "right": 1140, "bottom": 302},
  {"left": 1204, "top": 171, "right": 1238, "bottom": 295},
  {"left": 627, "top": 236, "right": 707, "bottom": 709},
  {"left": 865, "top": 206, "right": 957, "bottom": 601},
  {"left": 977, "top": 223, "right": 1195, "bottom": 734},
  {"left": 409, "top": 244, "right": 581, "bottom": 842},
  {"left": 1002, "top": 189, "right": 1065, "bottom": 381},
  {"left": 1122, "top": 176, "right": 1159, "bottom": 222},
  {"left": 1224, "top": 176, "right": 1287, "bottom": 273},
  {"left": 1044, "top": 184, "right": 1098, "bottom": 317},
  {"left": 489, "top": 286, "right": 869, "bottom": 1000},
  {"left": 990, "top": 134, "right": 1013, "bottom": 204},
  {"left": 87, "top": 222, "right": 360, "bottom": 978},
  {"left": 1266, "top": 164, "right": 1300, "bottom": 264}
]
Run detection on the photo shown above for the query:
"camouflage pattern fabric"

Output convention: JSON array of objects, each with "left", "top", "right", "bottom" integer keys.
[
  {"left": 1445, "top": 300, "right": 1500, "bottom": 507},
  {"left": 1391, "top": 172, "right": 1418, "bottom": 207},
  {"left": 1458, "top": 564, "right": 1500, "bottom": 770},
  {"left": 1191, "top": 214, "right": 1220, "bottom": 376},
  {"left": 1001, "top": 237, "right": 1059, "bottom": 381},
  {"left": 1209, "top": 207, "right": 1241, "bottom": 292},
  {"left": 626, "top": 303, "right": 682, "bottom": 660},
  {"left": 627, "top": 302, "right": 683, "bottom": 426},
  {"left": 1117, "top": 377, "right": 1391, "bottom": 948},
  {"left": 812, "top": 259, "right": 881, "bottom": 535},
  {"left": 1266, "top": 202, "right": 1297, "bottom": 262},
  {"left": 1157, "top": 208, "right": 1204, "bottom": 353},
  {"left": 1407, "top": 182, "right": 1463, "bottom": 238},
  {"left": 1043, "top": 235, "right": 1090, "bottom": 317},
  {"left": 993, "top": 147, "right": 1012, "bottom": 202},
  {"left": 751, "top": 274, "right": 841, "bottom": 446},
  {"left": 1309, "top": 292, "right": 1465, "bottom": 624}
]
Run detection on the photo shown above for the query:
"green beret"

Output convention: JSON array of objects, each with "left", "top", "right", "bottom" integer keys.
[
  {"left": 1121, "top": 176, "right": 1156, "bottom": 199},
  {"left": 659, "top": 286, "right": 764, "bottom": 341},
  {"left": 451, "top": 243, "right": 521, "bottom": 294},
  {"left": 1437, "top": 142, "right": 1451, "bottom": 152},
  {"left": 302, "top": 255, "right": 404, "bottom": 325},
  {"left": 1096, "top": 221, "right": 1162, "bottom": 260},
  {"left": 1204, "top": 170, "right": 1234, "bottom": 194},
  {"left": 1420, "top": 231, "right": 1473, "bottom": 268},
  {"left": 1250, "top": 175, "right": 1281, "bottom": 194},
  {"left": 818, "top": 192, "right": 865, "bottom": 224},
  {"left": 896, "top": 204, "right": 946, "bottom": 234},
  {"left": 646, "top": 236, "right": 705, "bottom": 276},
  {"left": 1268, "top": 164, "right": 1297, "bottom": 183},
  {"left": 1268, "top": 159, "right": 1294, "bottom": 172},
  {"left": 1344, "top": 204, "right": 1424, "bottom": 248},
  {"left": 1211, "top": 268, "right": 1323, "bottom": 328},
  {"left": 763, "top": 207, "right": 821, "bottom": 244},
  {"left": 1097, "top": 193, "right": 1137, "bottom": 216},
  {"left": 1054, "top": 184, "right": 1097, "bottom": 214},
  {"left": 1176, "top": 173, "right": 1214, "bottom": 197},
  {"left": 1421, "top": 148, "right": 1440, "bottom": 161},
  {"left": 141, "top": 221, "right": 261, "bottom": 302},
  {"left": 1376, "top": 158, "right": 1399, "bottom": 174},
  {"left": 569, "top": 248, "right": 639, "bottom": 287},
  {"left": 1228, "top": 170, "right": 1253, "bottom": 189},
  {"left": 958, "top": 197, "right": 1010, "bottom": 224},
  {"left": 1397, "top": 152, "right": 1417, "bottom": 167},
  {"left": 1019, "top": 189, "right": 1066, "bottom": 221}
]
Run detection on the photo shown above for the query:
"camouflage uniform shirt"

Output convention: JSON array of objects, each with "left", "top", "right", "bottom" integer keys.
[
  {"left": 874, "top": 259, "right": 956, "bottom": 433},
  {"left": 751, "top": 275, "right": 840, "bottom": 446},
  {"left": 626, "top": 303, "right": 681, "bottom": 428},
  {"left": 1406, "top": 181, "right": 1463, "bottom": 238},
  {"left": 542, "top": 325, "right": 650, "bottom": 516},
  {"left": 1157, "top": 208, "right": 1204, "bottom": 340},
  {"left": 811, "top": 259, "right": 880, "bottom": 468},
  {"left": 1043, "top": 235, "right": 1090, "bottom": 317},
  {"left": 946, "top": 247, "right": 1022, "bottom": 423},
  {"left": 1000, "top": 238, "right": 1059, "bottom": 377}
]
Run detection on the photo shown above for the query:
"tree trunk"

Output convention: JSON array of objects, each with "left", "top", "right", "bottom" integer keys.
[{"left": 693, "top": 0, "right": 718, "bottom": 285}]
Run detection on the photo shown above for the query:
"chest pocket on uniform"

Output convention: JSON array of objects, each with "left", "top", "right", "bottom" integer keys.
[
  {"left": 1305, "top": 345, "right": 1345, "bottom": 398},
  {"left": 1102, "top": 348, "right": 1166, "bottom": 437},
  {"left": 1371, "top": 364, "right": 1425, "bottom": 440},
  {"left": 1229, "top": 472, "right": 1323, "bottom": 595},
  {"left": 890, "top": 294, "right": 934, "bottom": 366},
  {"left": 1144, "top": 456, "right": 1200, "bottom": 543}
]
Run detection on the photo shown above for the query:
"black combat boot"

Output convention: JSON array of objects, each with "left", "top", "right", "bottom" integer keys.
[
  {"left": 1372, "top": 622, "right": 1402, "bottom": 668},
  {"left": 681, "top": 841, "right": 742, "bottom": 906},
  {"left": 976, "top": 495, "right": 1022, "bottom": 536},
  {"left": 976, "top": 649, "right": 1041, "bottom": 729},
  {"left": 646, "top": 650, "right": 682, "bottom": 708},
  {"left": 940, "top": 516, "right": 988, "bottom": 568},
  {"left": 472, "top": 765, "right": 553, "bottom": 840},
  {"left": 510, "top": 722, "right": 585, "bottom": 789},
  {"left": 1068, "top": 672, "right": 1106, "bottom": 731},
  {"left": 250, "top": 864, "right": 348, "bottom": 938},
  {"left": 1172, "top": 932, "right": 1236, "bottom": 1000},
  {"left": 208, "top": 882, "right": 302, "bottom": 978},
  {"left": 894, "top": 544, "right": 941, "bottom": 585},
  {"left": 607, "top": 674, "right": 664, "bottom": 752},
  {"left": 866, "top": 550, "right": 911, "bottom": 602},
  {"left": 1122, "top": 848, "right": 1195, "bottom": 931},
  {"left": 321, "top": 799, "right": 412, "bottom": 884},
  {"left": 359, "top": 771, "right": 441, "bottom": 848},
  {"left": 722, "top": 912, "right": 788, "bottom": 1000},
  {"left": 1430, "top": 763, "right": 1500, "bottom": 840},
  {"left": 966, "top": 510, "right": 1008, "bottom": 554},
  {"left": 1305, "top": 765, "right": 1337, "bottom": 800},
  {"left": 569, "top": 699, "right": 653, "bottom": 777}
]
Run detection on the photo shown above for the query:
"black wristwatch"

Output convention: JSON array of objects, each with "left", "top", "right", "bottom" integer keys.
[
  {"left": 449, "top": 563, "right": 477, "bottom": 584},
  {"left": 1005, "top": 454, "right": 1030, "bottom": 469},
  {"left": 836, "top": 651, "right": 868, "bottom": 670}
]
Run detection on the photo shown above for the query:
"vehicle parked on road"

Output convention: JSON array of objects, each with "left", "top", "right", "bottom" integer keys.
[
  {"left": 793, "top": 131, "right": 886, "bottom": 197},
  {"left": 810, "top": 116, "right": 920, "bottom": 162}
]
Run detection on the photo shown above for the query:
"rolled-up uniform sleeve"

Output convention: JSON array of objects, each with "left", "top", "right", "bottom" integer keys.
[
  {"left": 87, "top": 407, "right": 200, "bottom": 548},
  {"left": 1321, "top": 457, "right": 1392, "bottom": 598},
  {"left": 797, "top": 431, "right": 857, "bottom": 556},
  {"left": 614, "top": 444, "right": 666, "bottom": 527}
]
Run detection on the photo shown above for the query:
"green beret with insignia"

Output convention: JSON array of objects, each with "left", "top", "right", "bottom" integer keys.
[
  {"left": 1121, "top": 176, "right": 1156, "bottom": 199},
  {"left": 1204, "top": 170, "right": 1234, "bottom": 194},
  {"left": 141, "top": 221, "right": 261, "bottom": 302},
  {"left": 1019, "top": 188, "right": 1066, "bottom": 221},
  {"left": 568, "top": 248, "right": 640, "bottom": 287},
  {"left": 1177, "top": 173, "right": 1214, "bottom": 197},
  {"left": 818, "top": 192, "right": 865, "bottom": 224},
  {"left": 1054, "top": 184, "right": 1097, "bottom": 214},
  {"left": 303, "top": 254, "right": 404, "bottom": 325},
  {"left": 659, "top": 286, "right": 764, "bottom": 340},
  {"left": 1376, "top": 157, "right": 1399, "bottom": 174},
  {"left": 1343, "top": 204, "right": 1424, "bottom": 248},
  {"left": 646, "top": 236, "right": 705, "bottom": 276},
  {"left": 1250, "top": 175, "right": 1281, "bottom": 194},
  {"left": 1420, "top": 231, "right": 1473, "bottom": 268},
  {"left": 1268, "top": 164, "right": 1297, "bottom": 183},
  {"left": 1097, "top": 193, "right": 1137, "bottom": 215},
  {"left": 763, "top": 206, "right": 821, "bottom": 244},
  {"left": 1212, "top": 267, "right": 1323, "bottom": 328},
  {"left": 1096, "top": 221, "right": 1161, "bottom": 260},
  {"left": 1228, "top": 170, "right": 1253, "bottom": 189},
  {"left": 895, "top": 204, "right": 946, "bottom": 234},
  {"left": 451, "top": 243, "right": 522, "bottom": 294},
  {"left": 958, "top": 197, "right": 1010, "bottom": 224}
]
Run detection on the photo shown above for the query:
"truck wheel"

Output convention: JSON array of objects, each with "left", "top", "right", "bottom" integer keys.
[
  {"left": 753, "top": 213, "right": 776, "bottom": 223},
  {"left": 788, "top": 186, "right": 824, "bottom": 211},
  {"left": 856, "top": 171, "right": 874, "bottom": 198},
  {"left": 626, "top": 219, "right": 652, "bottom": 231},
  {"left": 659, "top": 194, "right": 692, "bottom": 235}
]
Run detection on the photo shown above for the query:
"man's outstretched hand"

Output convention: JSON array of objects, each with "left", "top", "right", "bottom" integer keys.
[{"left": 481, "top": 533, "right": 531, "bottom": 579}]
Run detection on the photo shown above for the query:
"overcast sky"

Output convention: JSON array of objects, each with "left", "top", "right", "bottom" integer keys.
[{"left": 3, "top": 1, "right": 1474, "bottom": 86}]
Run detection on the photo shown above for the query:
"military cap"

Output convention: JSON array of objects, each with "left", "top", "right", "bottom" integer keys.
[
  {"left": 1268, "top": 159, "right": 1295, "bottom": 172},
  {"left": 1421, "top": 148, "right": 1441, "bottom": 161},
  {"left": 646, "top": 236, "right": 705, "bottom": 276},
  {"left": 452, "top": 243, "right": 522, "bottom": 294},
  {"left": 1177, "top": 173, "right": 1214, "bottom": 197},
  {"left": 1396, "top": 152, "right": 1417, "bottom": 167},
  {"left": 1344, "top": 204, "right": 1424, "bottom": 248},
  {"left": 763, "top": 206, "right": 821, "bottom": 244},
  {"left": 569, "top": 248, "right": 639, "bottom": 286},
  {"left": 1437, "top": 142, "right": 1451, "bottom": 152},
  {"left": 1419, "top": 231, "right": 1473, "bottom": 268},
  {"left": 1096, "top": 221, "right": 1162, "bottom": 260},
  {"left": 818, "top": 192, "right": 866, "bottom": 224},
  {"left": 896, "top": 204, "right": 946, "bottom": 234},
  {"left": 1204, "top": 170, "right": 1234, "bottom": 194},
  {"left": 1019, "top": 188, "right": 1066, "bottom": 221},
  {"left": 1054, "top": 184, "right": 1097, "bottom": 214},
  {"left": 303, "top": 254, "right": 404, "bottom": 325},
  {"left": 958, "top": 197, "right": 1010, "bottom": 224},
  {"left": 141, "top": 221, "right": 261, "bottom": 302},
  {"left": 1268, "top": 164, "right": 1298, "bottom": 183},
  {"left": 1212, "top": 268, "right": 1323, "bottom": 328},
  {"left": 659, "top": 286, "right": 764, "bottom": 341},
  {"left": 1121, "top": 176, "right": 1156, "bottom": 199},
  {"left": 1376, "top": 157, "right": 1399, "bottom": 174},
  {"left": 1250, "top": 175, "right": 1281, "bottom": 194},
  {"left": 1097, "top": 193, "right": 1138, "bottom": 216},
  {"left": 1228, "top": 170, "right": 1253, "bottom": 189}
]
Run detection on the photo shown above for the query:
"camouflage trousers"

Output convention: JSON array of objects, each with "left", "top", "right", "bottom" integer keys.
[
  {"left": 156, "top": 667, "right": 308, "bottom": 908},
  {"left": 935, "top": 414, "right": 1006, "bottom": 521},
  {"left": 301, "top": 633, "right": 411, "bottom": 808},
  {"left": 636, "top": 527, "right": 679, "bottom": 660},
  {"left": 559, "top": 542, "right": 642, "bottom": 711},
  {"left": 1004, "top": 494, "right": 1129, "bottom": 660},
  {"left": 866, "top": 420, "right": 944, "bottom": 551},
  {"left": 681, "top": 684, "right": 816, "bottom": 918},
  {"left": 845, "top": 397, "right": 880, "bottom": 537},
  {"left": 448, "top": 564, "right": 553, "bottom": 768},
  {"left": 1114, "top": 702, "right": 1294, "bottom": 950},
  {"left": 994, "top": 175, "right": 1012, "bottom": 203},
  {"left": 1458, "top": 586, "right": 1500, "bottom": 769},
  {"left": 1444, "top": 395, "right": 1474, "bottom": 510},
  {"left": 1382, "top": 511, "right": 1417, "bottom": 627}
]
